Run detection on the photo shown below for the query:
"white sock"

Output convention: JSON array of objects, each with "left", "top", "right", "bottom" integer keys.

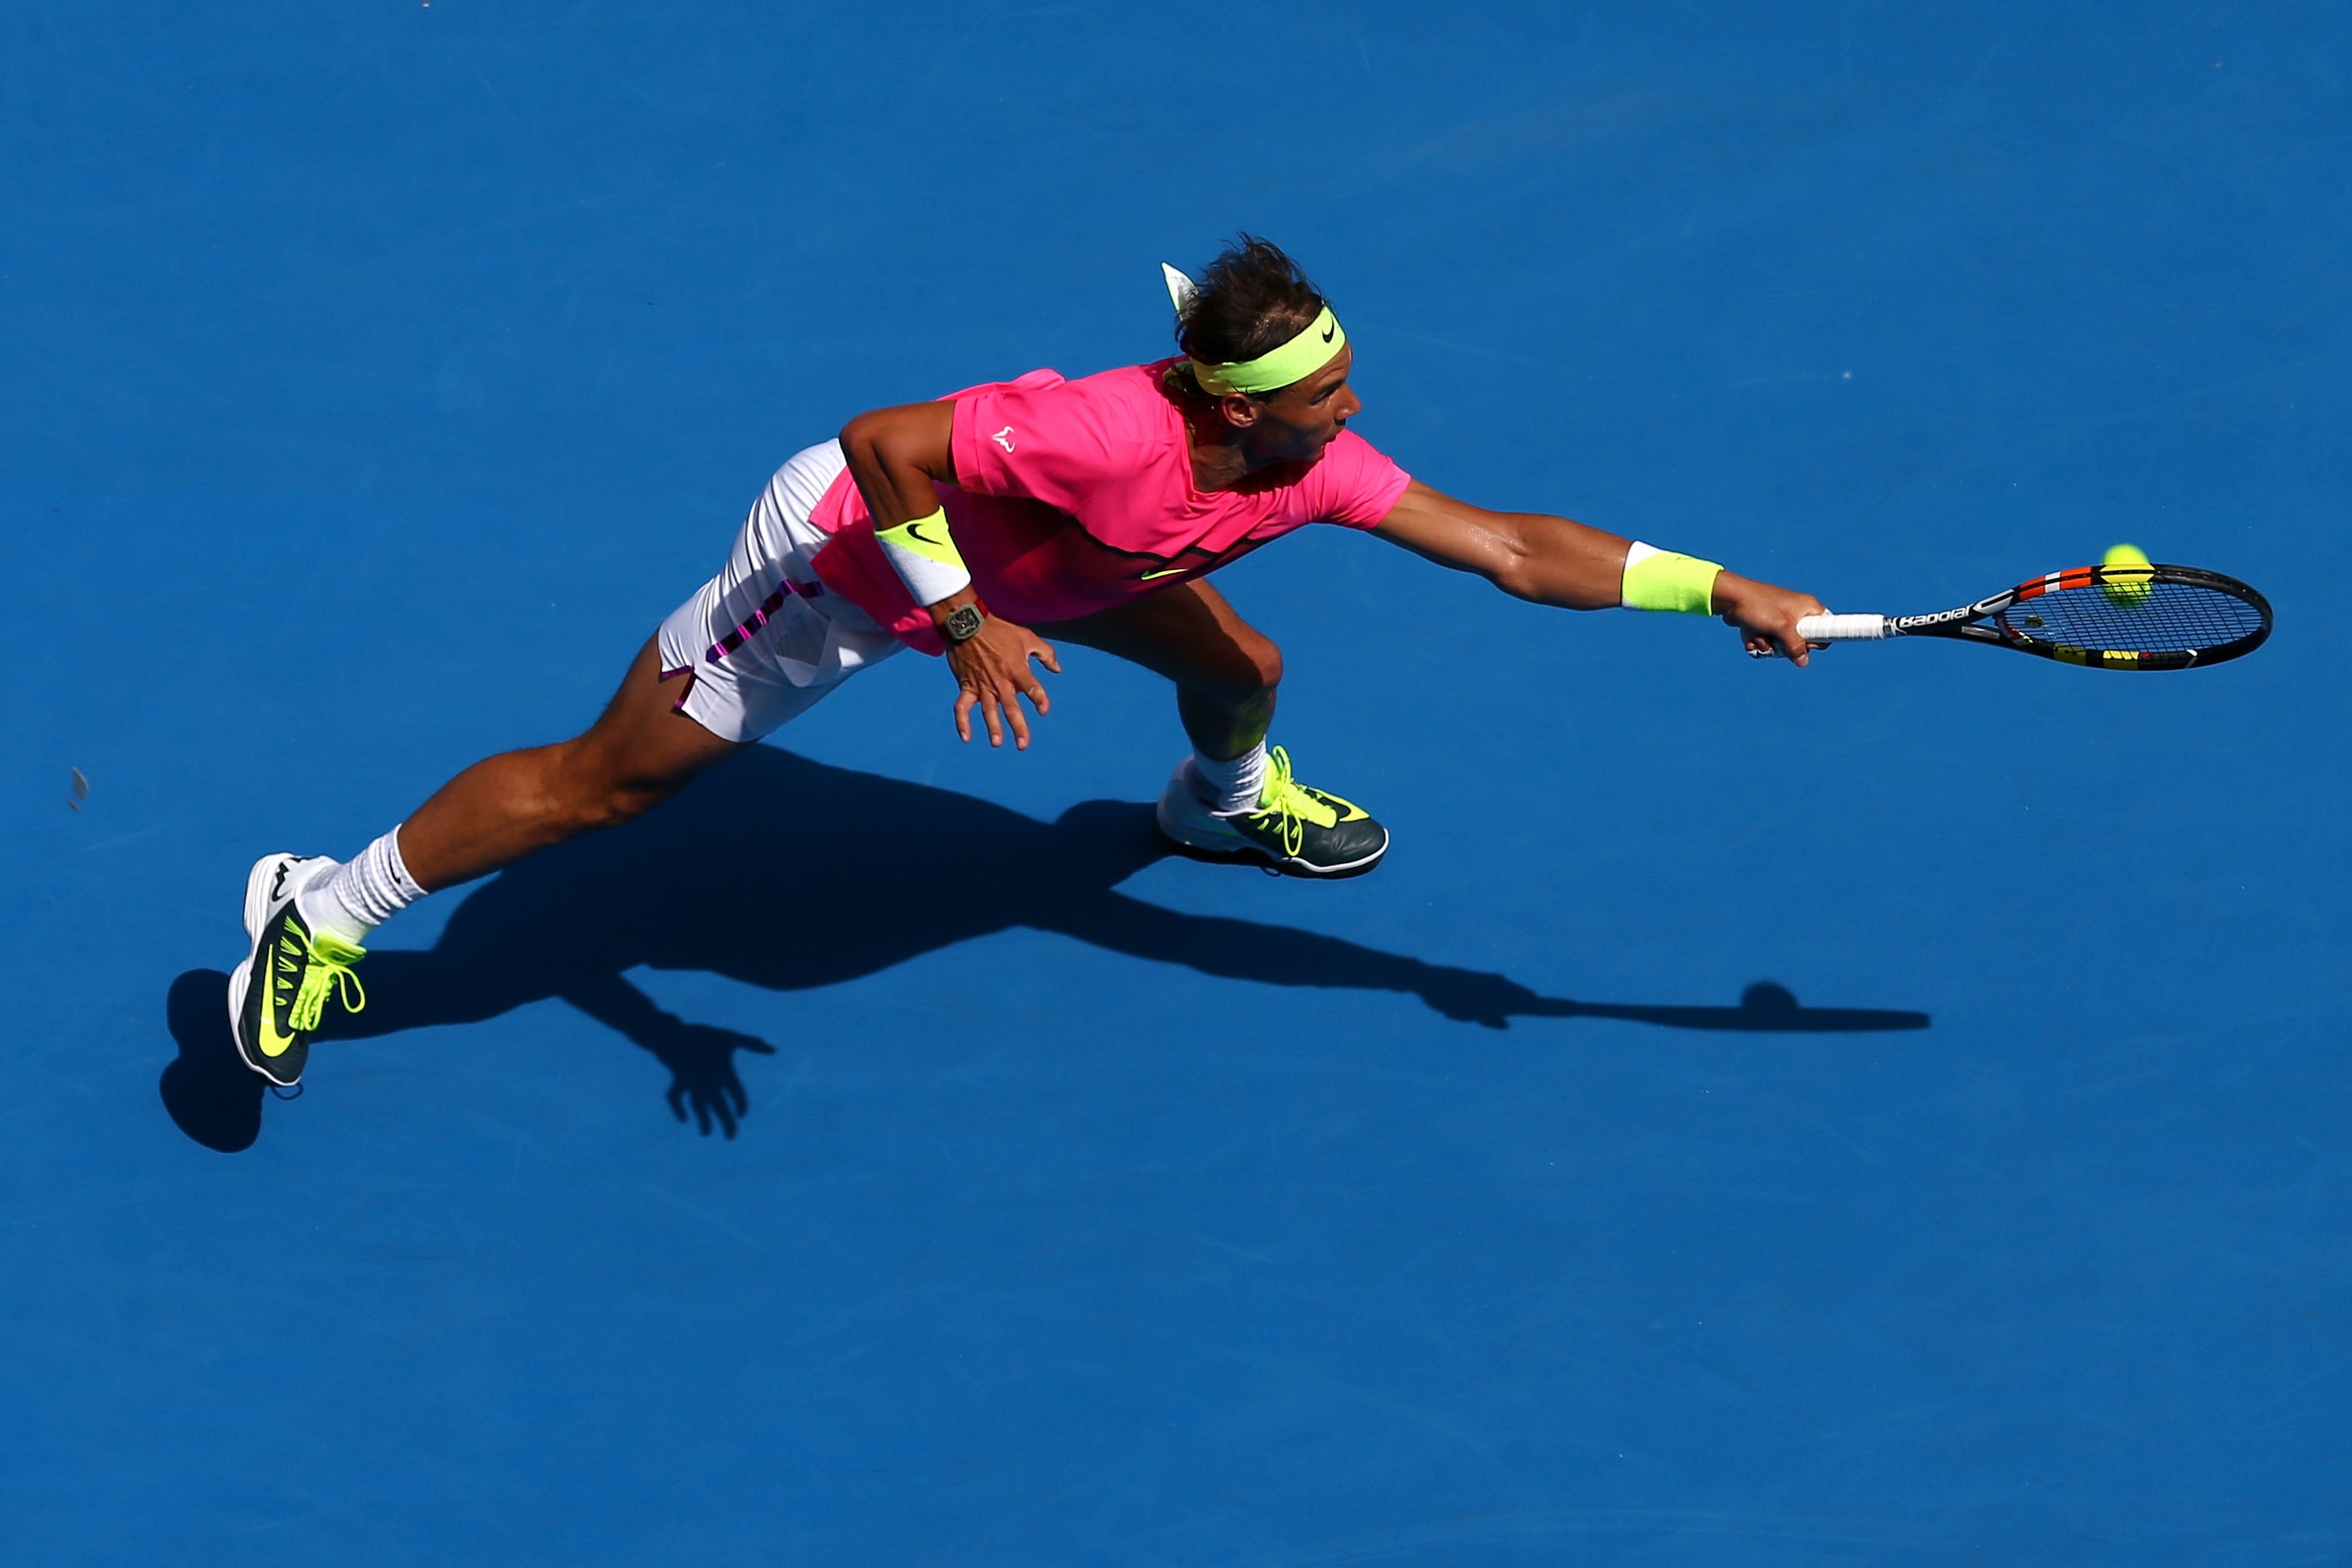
[
  {"left": 1190, "top": 741, "right": 1269, "bottom": 815},
  {"left": 296, "top": 825, "right": 427, "bottom": 946}
]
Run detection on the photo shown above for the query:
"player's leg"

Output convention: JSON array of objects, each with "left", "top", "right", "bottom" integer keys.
[
  {"left": 227, "top": 437, "right": 894, "bottom": 1088},
  {"left": 227, "top": 641, "right": 746, "bottom": 1089},
  {"left": 397, "top": 637, "right": 741, "bottom": 892},
  {"left": 1040, "top": 576, "right": 1282, "bottom": 757},
  {"left": 1038, "top": 579, "right": 1388, "bottom": 877}
]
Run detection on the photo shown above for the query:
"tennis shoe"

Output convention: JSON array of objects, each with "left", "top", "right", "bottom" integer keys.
[
  {"left": 227, "top": 853, "right": 368, "bottom": 1087},
  {"left": 1156, "top": 744, "right": 1389, "bottom": 877}
]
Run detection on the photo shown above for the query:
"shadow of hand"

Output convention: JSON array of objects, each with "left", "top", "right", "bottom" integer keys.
[
  {"left": 552, "top": 972, "right": 781, "bottom": 1139},
  {"left": 638, "top": 1014, "right": 779, "bottom": 1138},
  {"left": 1410, "top": 963, "right": 1552, "bottom": 1030}
]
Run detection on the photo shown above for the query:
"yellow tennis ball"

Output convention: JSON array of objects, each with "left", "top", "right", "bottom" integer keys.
[{"left": 2101, "top": 542, "right": 2154, "bottom": 608}]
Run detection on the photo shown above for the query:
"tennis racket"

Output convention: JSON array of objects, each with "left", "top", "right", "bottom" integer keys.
[{"left": 1777, "top": 562, "right": 2271, "bottom": 670}]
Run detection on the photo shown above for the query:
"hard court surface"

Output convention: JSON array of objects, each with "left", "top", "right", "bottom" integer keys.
[{"left": 4, "top": 4, "right": 2348, "bottom": 1563}]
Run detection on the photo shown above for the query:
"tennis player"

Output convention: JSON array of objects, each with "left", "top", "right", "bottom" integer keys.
[{"left": 229, "top": 238, "right": 1828, "bottom": 1087}]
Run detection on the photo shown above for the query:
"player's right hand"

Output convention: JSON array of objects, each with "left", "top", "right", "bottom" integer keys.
[
  {"left": 1714, "top": 572, "right": 1828, "bottom": 666},
  {"left": 945, "top": 613, "right": 1060, "bottom": 749}
]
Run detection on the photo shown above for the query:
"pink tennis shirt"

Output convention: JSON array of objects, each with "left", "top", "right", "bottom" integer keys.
[{"left": 810, "top": 359, "right": 1412, "bottom": 654}]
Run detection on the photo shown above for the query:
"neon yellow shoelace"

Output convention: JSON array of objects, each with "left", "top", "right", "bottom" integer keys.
[
  {"left": 1246, "top": 745, "right": 1339, "bottom": 857},
  {"left": 283, "top": 927, "right": 368, "bottom": 1032}
]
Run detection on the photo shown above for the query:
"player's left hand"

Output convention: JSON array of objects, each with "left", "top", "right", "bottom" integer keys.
[
  {"left": 946, "top": 612, "right": 1062, "bottom": 749},
  {"left": 1713, "top": 572, "right": 1828, "bottom": 666}
]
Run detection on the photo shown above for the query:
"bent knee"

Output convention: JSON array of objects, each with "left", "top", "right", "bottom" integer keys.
[
  {"left": 1194, "top": 632, "right": 1283, "bottom": 706},
  {"left": 1240, "top": 633, "right": 1283, "bottom": 694}
]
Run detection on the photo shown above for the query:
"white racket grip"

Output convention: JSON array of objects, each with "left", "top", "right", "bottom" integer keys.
[{"left": 1795, "top": 612, "right": 1889, "bottom": 642}]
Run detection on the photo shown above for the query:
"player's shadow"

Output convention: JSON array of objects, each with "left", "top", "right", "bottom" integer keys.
[{"left": 161, "top": 746, "right": 1929, "bottom": 1151}]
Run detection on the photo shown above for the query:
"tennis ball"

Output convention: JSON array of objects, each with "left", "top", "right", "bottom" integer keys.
[{"left": 2101, "top": 542, "right": 2154, "bottom": 608}]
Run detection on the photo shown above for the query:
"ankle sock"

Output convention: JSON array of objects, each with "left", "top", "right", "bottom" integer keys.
[
  {"left": 296, "top": 825, "right": 426, "bottom": 946},
  {"left": 1190, "top": 742, "right": 1269, "bottom": 815}
]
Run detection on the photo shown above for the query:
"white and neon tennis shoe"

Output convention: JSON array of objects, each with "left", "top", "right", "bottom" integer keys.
[
  {"left": 1156, "top": 745, "right": 1389, "bottom": 877},
  {"left": 226, "top": 853, "right": 368, "bottom": 1088}
]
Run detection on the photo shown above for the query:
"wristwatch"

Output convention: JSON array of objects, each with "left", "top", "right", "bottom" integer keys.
[{"left": 940, "top": 602, "right": 986, "bottom": 645}]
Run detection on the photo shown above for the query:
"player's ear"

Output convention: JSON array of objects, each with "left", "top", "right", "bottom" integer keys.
[{"left": 1218, "top": 392, "right": 1262, "bottom": 429}]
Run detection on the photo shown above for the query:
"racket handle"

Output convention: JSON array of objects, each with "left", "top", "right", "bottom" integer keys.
[{"left": 1794, "top": 612, "right": 1889, "bottom": 642}]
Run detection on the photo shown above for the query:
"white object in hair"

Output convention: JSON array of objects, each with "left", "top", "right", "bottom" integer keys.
[{"left": 1161, "top": 263, "right": 1198, "bottom": 316}]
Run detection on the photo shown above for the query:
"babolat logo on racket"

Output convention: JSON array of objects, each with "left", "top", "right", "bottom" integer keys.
[
  {"left": 1774, "top": 560, "right": 2271, "bottom": 672},
  {"left": 1892, "top": 604, "right": 1982, "bottom": 631}
]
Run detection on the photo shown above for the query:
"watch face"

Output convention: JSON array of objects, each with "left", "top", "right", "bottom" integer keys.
[{"left": 944, "top": 604, "right": 983, "bottom": 642}]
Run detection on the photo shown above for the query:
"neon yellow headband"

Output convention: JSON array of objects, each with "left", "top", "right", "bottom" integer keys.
[{"left": 1162, "top": 263, "right": 1348, "bottom": 397}]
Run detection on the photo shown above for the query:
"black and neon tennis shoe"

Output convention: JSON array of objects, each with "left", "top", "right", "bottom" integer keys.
[
  {"left": 227, "top": 853, "right": 368, "bottom": 1087},
  {"left": 1156, "top": 744, "right": 1389, "bottom": 877}
]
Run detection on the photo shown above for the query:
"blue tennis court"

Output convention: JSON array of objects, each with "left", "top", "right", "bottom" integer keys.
[{"left": 5, "top": 3, "right": 2347, "bottom": 1560}]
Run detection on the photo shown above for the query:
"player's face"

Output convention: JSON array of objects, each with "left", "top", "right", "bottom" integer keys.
[{"left": 1230, "top": 347, "right": 1360, "bottom": 463}]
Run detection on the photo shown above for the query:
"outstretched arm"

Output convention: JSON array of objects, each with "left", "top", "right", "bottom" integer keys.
[
  {"left": 1037, "top": 889, "right": 1563, "bottom": 1029},
  {"left": 1371, "top": 478, "right": 1828, "bottom": 665}
]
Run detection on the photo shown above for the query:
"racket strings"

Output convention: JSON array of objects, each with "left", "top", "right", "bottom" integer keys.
[{"left": 1996, "top": 581, "right": 2265, "bottom": 654}]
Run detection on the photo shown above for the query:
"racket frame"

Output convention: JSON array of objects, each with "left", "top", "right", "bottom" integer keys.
[{"left": 1794, "top": 563, "right": 2270, "bottom": 671}]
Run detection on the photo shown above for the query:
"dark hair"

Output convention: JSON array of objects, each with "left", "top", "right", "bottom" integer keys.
[{"left": 1175, "top": 235, "right": 1327, "bottom": 373}]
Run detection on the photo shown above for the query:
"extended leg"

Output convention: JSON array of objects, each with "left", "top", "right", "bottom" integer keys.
[
  {"left": 399, "top": 637, "right": 744, "bottom": 891},
  {"left": 227, "top": 637, "right": 744, "bottom": 1087}
]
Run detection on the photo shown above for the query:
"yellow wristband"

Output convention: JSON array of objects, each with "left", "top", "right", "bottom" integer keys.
[
  {"left": 874, "top": 506, "right": 971, "bottom": 604},
  {"left": 1621, "top": 543, "right": 1722, "bottom": 615}
]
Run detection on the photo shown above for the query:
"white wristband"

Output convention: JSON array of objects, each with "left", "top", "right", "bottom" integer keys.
[{"left": 873, "top": 509, "right": 973, "bottom": 605}]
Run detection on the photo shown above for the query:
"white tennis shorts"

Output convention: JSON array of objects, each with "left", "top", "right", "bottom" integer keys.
[{"left": 655, "top": 440, "right": 905, "bottom": 743}]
